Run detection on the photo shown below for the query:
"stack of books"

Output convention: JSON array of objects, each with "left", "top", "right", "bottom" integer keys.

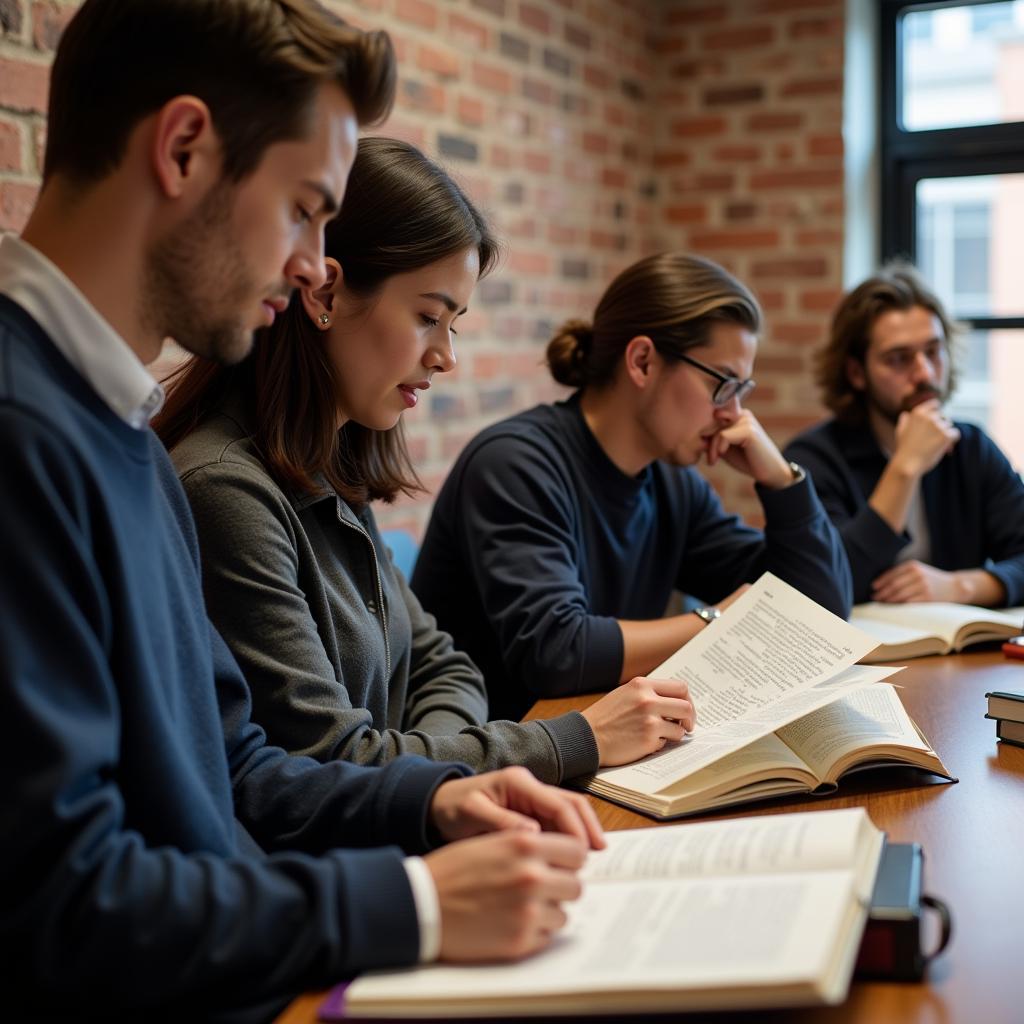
[{"left": 985, "top": 690, "right": 1024, "bottom": 748}]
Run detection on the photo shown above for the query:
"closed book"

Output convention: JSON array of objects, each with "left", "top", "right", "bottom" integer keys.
[
  {"left": 985, "top": 690, "right": 1024, "bottom": 724},
  {"left": 996, "top": 718, "right": 1024, "bottom": 748}
]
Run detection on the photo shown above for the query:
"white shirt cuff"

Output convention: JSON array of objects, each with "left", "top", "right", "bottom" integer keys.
[{"left": 403, "top": 856, "right": 441, "bottom": 963}]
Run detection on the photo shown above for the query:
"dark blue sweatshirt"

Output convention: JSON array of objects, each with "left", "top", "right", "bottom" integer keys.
[
  {"left": 413, "top": 395, "right": 852, "bottom": 722},
  {"left": 0, "top": 297, "right": 463, "bottom": 1022},
  {"left": 785, "top": 416, "right": 1024, "bottom": 605}
]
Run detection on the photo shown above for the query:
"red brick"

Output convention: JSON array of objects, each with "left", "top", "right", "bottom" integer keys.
[
  {"left": 669, "top": 57, "right": 727, "bottom": 80},
  {"left": 747, "top": 111, "right": 804, "bottom": 132},
  {"left": 665, "top": 204, "right": 707, "bottom": 225},
  {"left": 758, "top": 290, "right": 785, "bottom": 312},
  {"left": 670, "top": 115, "right": 727, "bottom": 138},
  {"left": 653, "top": 150, "right": 692, "bottom": 169},
  {"left": 725, "top": 201, "right": 758, "bottom": 221},
  {"left": 378, "top": 116, "right": 426, "bottom": 148},
  {"left": 799, "top": 288, "right": 844, "bottom": 312},
  {"left": 754, "top": 0, "right": 837, "bottom": 11},
  {"left": 584, "top": 63, "right": 611, "bottom": 89},
  {"left": 754, "top": 354, "right": 806, "bottom": 374},
  {"left": 789, "top": 16, "right": 844, "bottom": 39},
  {"left": 396, "top": 0, "right": 439, "bottom": 30},
  {"left": 548, "top": 222, "right": 579, "bottom": 244},
  {"left": 712, "top": 143, "right": 763, "bottom": 162},
  {"left": 703, "top": 25, "right": 775, "bottom": 50},
  {"left": 0, "top": 180, "right": 37, "bottom": 231},
  {"left": 704, "top": 84, "right": 764, "bottom": 106},
  {"left": 668, "top": 172, "right": 736, "bottom": 193},
  {"left": 601, "top": 167, "right": 627, "bottom": 188},
  {"left": 604, "top": 101, "right": 627, "bottom": 127},
  {"left": 449, "top": 12, "right": 490, "bottom": 50},
  {"left": 456, "top": 95, "right": 485, "bottom": 127},
  {"left": 751, "top": 257, "right": 829, "bottom": 280},
  {"left": 524, "top": 150, "right": 552, "bottom": 174},
  {"left": 401, "top": 78, "right": 445, "bottom": 114},
  {"left": 751, "top": 168, "right": 843, "bottom": 189},
  {"left": 690, "top": 228, "right": 780, "bottom": 249},
  {"left": 769, "top": 322, "right": 825, "bottom": 344},
  {"left": 472, "top": 61, "right": 513, "bottom": 94},
  {"left": 0, "top": 57, "right": 49, "bottom": 114},
  {"left": 582, "top": 131, "right": 609, "bottom": 155},
  {"left": 0, "top": 117, "right": 22, "bottom": 171},
  {"left": 417, "top": 44, "right": 460, "bottom": 78},
  {"left": 473, "top": 353, "right": 506, "bottom": 379},
  {"left": 519, "top": 2, "right": 551, "bottom": 33},
  {"left": 665, "top": 5, "right": 728, "bottom": 25},
  {"left": 32, "top": 1, "right": 74, "bottom": 51},
  {"left": 649, "top": 37, "right": 688, "bottom": 56},
  {"left": 808, "top": 134, "right": 843, "bottom": 157},
  {"left": 32, "top": 119, "right": 45, "bottom": 173},
  {"left": 508, "top": 250, "right": 552, "bottom": 275},
  {"left": 796, "top": 228, "right": 843, "bottom": 246},
  {"left": 781, "top": 76, "right": 842, "bottom": 97},
  {"left": 490, "top": 143, "right": 514, "bottom": 168}
]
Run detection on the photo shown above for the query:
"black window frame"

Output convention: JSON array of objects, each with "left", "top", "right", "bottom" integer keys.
[{"left": 880, "top": 0, "right": 1024, "bottom": 331}]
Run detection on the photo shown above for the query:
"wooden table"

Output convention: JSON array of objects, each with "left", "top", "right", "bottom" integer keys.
[{"left": 277, "top": 650, "right": 1024, "bottom": 1024}]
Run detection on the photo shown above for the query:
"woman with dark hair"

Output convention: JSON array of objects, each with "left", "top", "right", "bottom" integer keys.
[
  {"left": 413, "top": 252, "right": 853, "bottom": 722},
  {"left": 156, "top": 137, "right": 695, "bottom": 786}
]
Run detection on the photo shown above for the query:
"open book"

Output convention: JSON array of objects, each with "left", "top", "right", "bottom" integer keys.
[
  {"left": 582, "top": 574, "right": 950, "bottom": 820},
  {"left": 590, "top": 683, "right": 951, "bottom": 818},
  {"left": 852, "top": 602, "right": 1024, "bottom": 662},
  {"left": 341, "top": 808, "right": 884, "bottom": 1016}
]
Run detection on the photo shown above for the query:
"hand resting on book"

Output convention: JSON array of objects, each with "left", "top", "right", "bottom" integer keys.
[{"left": 581, "top": 676, "right": 696, "bottom": 766}]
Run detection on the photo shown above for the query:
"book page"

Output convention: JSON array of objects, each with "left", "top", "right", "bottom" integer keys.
[
  {"left": 347, "top": 873, "right": 854, "bottom": 1007},
  {"left": 595, "top": 664, "right": 897, "bottom": 796},
  {"left": 655, "top": 575, "right": 876, "bottom": 731},
  {"left": 776, "top": 684, "right": 929, "bottom": 780},
  {"left": 852, "top": 602, "right": 1024, "bottom": 647},
  {"left": 581, "top": 807, "right": 871, "bottom": 883}
]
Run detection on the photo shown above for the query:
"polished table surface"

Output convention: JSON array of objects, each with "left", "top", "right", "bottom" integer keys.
[{"left": 277, "top": 650, "right": 1024, "bottom": 1024}]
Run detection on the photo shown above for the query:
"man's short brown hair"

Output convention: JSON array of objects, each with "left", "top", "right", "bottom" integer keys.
[
  {"left": 815, "top": 262, "right": 961, "bottom": 424},
  {"left": 44, "top": 0, "right": 396, "bottom": 185}
]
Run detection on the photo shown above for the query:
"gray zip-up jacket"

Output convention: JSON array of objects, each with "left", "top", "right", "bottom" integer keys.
[{"left": 170, "top": 397, "right": 598, "bottom": 784}]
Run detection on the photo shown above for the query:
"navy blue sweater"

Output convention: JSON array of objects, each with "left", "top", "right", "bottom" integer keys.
[
  {"left": 0, "top": 297, "right": 464, "bottom": 1021},
  {"left": 413, "top": 396, "right": 852, "bottom": 722},
  {"left": 785, "top": 417, "right": 1024, "bottom": 605}
]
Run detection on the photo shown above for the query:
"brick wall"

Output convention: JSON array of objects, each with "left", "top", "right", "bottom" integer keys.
[{"left": 0, "top": 0, "right": 847, "bottom": 533}]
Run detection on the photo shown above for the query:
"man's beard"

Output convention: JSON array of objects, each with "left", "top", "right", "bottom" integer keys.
[
  {"left": 868, "top": 381, "right": 943, "bottom": 425},
  {"left": 142, "top": 182, "right": 262, "bottom": 366}
]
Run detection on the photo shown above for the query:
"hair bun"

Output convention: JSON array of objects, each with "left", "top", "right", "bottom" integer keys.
[{"left": 546, "top": 319, "right": 593, "bottom": 388}]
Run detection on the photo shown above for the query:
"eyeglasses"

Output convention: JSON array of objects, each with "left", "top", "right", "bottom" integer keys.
[{"left": 676, "top": 352, "right": 756, "bottom": 407}]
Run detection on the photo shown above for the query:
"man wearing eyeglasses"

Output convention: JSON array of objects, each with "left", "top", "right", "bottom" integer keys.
[
  {"left": 412, "top": 252, "right": 851, "bottom": 723},
  {"left": 784, "top": 262, "right": 1024, "bottom": 606}
]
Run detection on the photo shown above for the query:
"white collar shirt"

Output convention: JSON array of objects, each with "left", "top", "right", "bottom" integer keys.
[{"left": 0, "top": 233, "right": 163, "bottom": 428}]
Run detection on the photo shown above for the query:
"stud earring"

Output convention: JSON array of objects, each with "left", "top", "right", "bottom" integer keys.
[{"left": 318, "top": 313, "right": 330, "bottom": 327}]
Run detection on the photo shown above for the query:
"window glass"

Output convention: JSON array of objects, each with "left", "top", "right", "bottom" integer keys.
[
  {"left": 901, "top": 1, "right": 1024, "bottom": 131},
  {"left": 947, "top": 327, "right": 1024, "bottom": 471},
  {"left": 915, "top": 174, "right": 1024, "bottom": 318}
]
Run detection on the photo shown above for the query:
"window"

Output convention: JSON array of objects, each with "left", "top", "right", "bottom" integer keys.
[{"left": 882, "top": 0, "right": 1024, "bottom": 468}]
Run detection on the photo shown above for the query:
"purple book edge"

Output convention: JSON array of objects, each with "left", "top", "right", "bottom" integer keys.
[{"left": 317, "top": 982, "right": 350, "bottom": 1021}]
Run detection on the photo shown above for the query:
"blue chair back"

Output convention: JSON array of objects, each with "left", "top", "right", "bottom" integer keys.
[{"left": 380, "top": 528, "right": 419, "bottom": 580}]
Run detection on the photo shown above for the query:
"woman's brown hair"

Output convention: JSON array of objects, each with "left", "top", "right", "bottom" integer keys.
[
  {"left": 815, "top": 261, "right": 961, "bottom": 424},
  {"left": 154, "top": 136, "right": 498, "bottom": 505},
  {"left": 546, "top": 252, "right": 762, "bottom": 390}
]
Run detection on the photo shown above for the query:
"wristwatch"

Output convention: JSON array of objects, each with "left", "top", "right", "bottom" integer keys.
[{"left": 692, "top": 606, "right": 721, "bottom": 626}]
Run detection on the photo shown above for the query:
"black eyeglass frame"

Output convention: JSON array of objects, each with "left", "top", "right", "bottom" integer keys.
[{"left": 675, "top": 352, "right": 756, "bottom": 407}]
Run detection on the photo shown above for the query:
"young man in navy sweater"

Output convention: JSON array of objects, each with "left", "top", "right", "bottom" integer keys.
[
  {"left": 0, "top": 3, "right": 601, "bottom": 1020},
  {"left": 785, "top": 264, "right": 1024, "bottom": 607}
]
